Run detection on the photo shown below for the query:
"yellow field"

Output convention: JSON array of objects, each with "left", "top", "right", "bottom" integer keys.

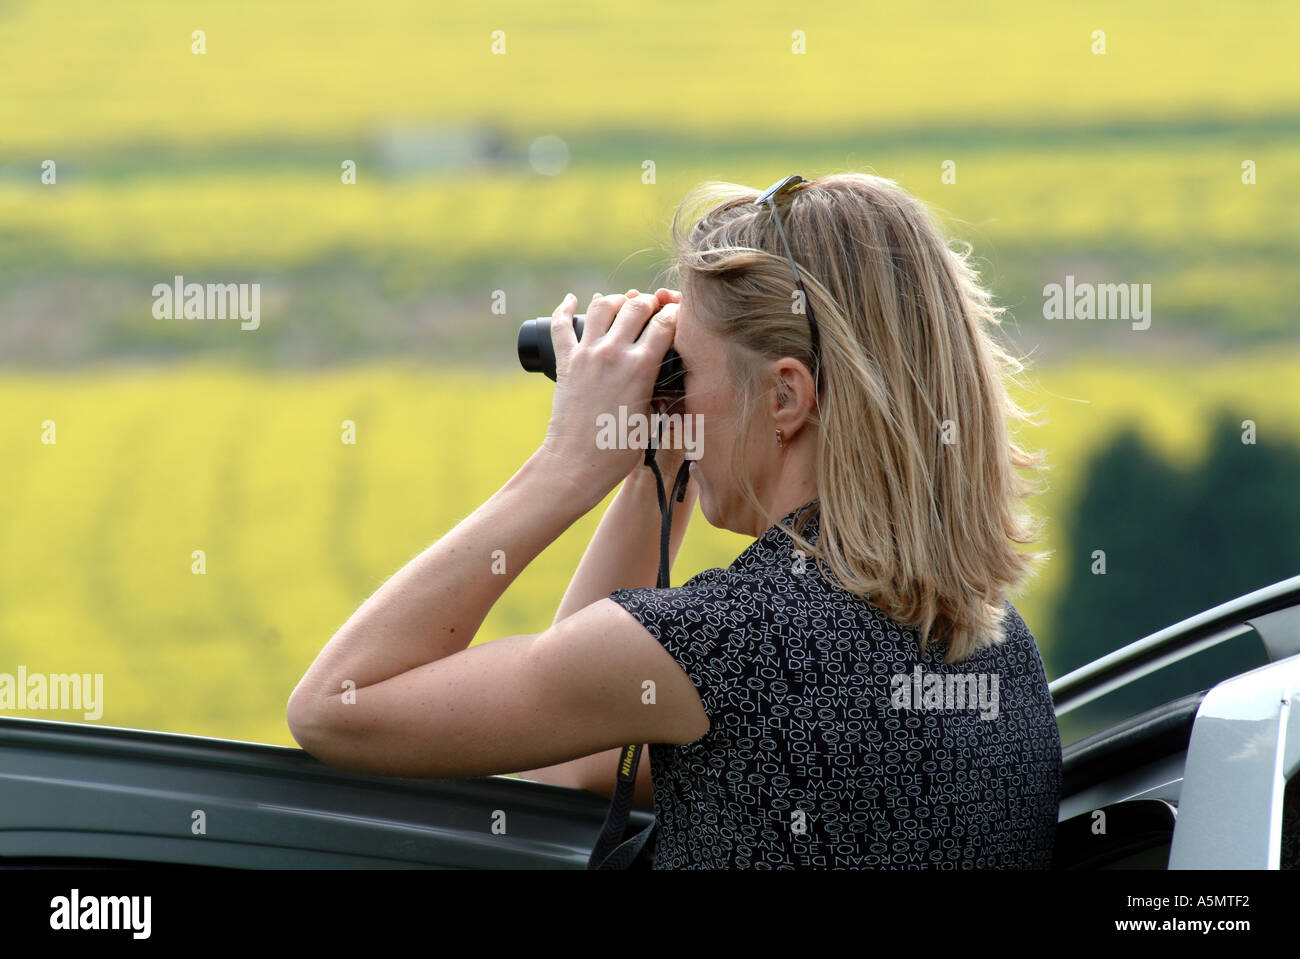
[
  {"left": 6, "top": 144, "right": 1296, "bottom": 268},
  {"left": 1, "top": 351, "right": 1297, "bottom": 746},
  {"left": 3, "top": 2, "right": 1299, "bottom": 151}
]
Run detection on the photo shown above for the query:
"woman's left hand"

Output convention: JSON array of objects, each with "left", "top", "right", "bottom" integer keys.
[{"left": 537, "top": 290, "right": 679, "bottom": 509}]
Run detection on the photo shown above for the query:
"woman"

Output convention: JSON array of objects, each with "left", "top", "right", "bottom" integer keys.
[{"left": 287, "top": 172, "right": 1062, "bottom": 869}]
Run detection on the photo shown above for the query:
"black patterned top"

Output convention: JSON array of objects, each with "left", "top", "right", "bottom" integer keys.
[{"left": 608, "top": 501, "right": 1062, "bottom": 869}]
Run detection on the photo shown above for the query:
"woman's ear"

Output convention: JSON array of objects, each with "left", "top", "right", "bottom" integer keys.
[
  {"left": 764, "top": 356, "right": 816, "bottom": 436},
  {"left": 768, "top": 358, "right": 815, "bottom": 425}
]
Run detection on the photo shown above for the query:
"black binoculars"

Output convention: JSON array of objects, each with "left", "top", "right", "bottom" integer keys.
[{"left": 517, "top": 313, "right": 686, "bottom": 401}]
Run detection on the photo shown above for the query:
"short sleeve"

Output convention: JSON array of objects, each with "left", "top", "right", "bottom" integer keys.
[{"left": 608, "top": 570, "right": 755, "bottom": 730}]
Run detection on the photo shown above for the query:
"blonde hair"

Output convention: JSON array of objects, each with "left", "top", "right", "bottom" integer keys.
[{"left": 659, "top": 172, "right": 1051, "bottom": 663}]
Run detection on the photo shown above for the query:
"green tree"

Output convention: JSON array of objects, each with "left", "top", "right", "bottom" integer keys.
[{"left": 1049, "top": 412, "right": 1300, "bottom": 728}]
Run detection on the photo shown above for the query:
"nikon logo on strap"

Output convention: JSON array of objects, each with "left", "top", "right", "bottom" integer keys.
[{"left": 619, "top": 744, "right": 637, "bottom": 778}]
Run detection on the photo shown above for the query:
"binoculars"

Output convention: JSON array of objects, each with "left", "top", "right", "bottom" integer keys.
[{"left": 517, "top": 313, "right": 687, "bottom": 401}]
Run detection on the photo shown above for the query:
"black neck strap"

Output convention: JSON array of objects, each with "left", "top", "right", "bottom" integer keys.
[{"left": 586, "top": 443, "right": 691, "bottom": 870}]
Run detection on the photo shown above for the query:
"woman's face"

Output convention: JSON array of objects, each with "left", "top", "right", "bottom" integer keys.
[{"left": 673, "top": 292, "right": 775, "bottom": 536}]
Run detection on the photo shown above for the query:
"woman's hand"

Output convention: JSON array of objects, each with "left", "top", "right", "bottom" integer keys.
[
  {"left": 632, "top": 288, "right": 688, "bottom": 483},
  {"left": 538, "top": 290, "right": 679, "bottom": 510}
]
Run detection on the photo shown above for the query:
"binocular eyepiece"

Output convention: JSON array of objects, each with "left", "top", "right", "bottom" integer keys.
[{"left": 517, "top": 313, "right": 687, "bottom": 401}]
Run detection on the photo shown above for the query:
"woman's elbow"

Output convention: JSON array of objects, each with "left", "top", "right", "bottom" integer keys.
[{"left": 286, "top": 683, "right": 335, "bottom": 756}]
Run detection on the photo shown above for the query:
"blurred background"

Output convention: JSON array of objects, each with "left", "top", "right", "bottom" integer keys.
[{"left": 1, "top": 1, "right": 1297, "bottom": 748}]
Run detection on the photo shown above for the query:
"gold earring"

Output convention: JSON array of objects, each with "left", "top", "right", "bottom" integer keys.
[{"left": 776, "top": 429, "right": 785, "bottom": 450}]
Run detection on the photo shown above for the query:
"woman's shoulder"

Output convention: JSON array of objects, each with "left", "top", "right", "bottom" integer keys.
[
  {"left": 607, "top": 564, "right": 763, "bottom": 631},
  {"left": 924, "top": 597, "right": 1052, "bottom": 688}
]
